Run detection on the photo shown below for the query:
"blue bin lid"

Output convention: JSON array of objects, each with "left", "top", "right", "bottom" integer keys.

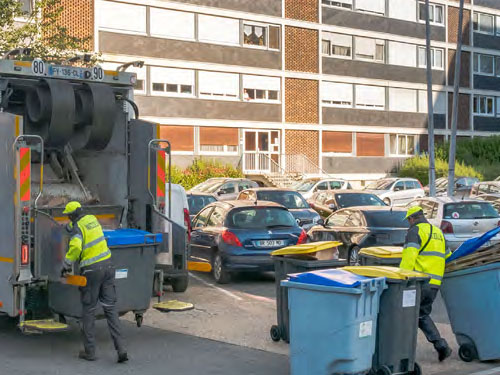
[
  {"left": 103, "top": 229, "right": 162, "bottom": 247},
  {"left": 288, "top": 269, "right": 370, "bottom": 288}
]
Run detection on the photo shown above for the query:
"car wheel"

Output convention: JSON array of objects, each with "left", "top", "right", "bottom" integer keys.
[
  {"left": 348, "top": 246, "right": 361, "bottom": 266},
  {"left": 383, "top": 198, "right": 391, "bottom": 206},
  {"left": 171, "top": 275, "right": 189, "bottom": 293},
  {"left": 212, "top": 251, "right": 231, "bottom": 284}
]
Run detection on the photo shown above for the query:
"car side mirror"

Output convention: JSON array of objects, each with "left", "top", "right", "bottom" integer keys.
[
  {"left": 317, "top": 219, "right": 325, "bottom": 226},
  {"left": 217, "top": 190, "right": 225, "bottom": 196}
]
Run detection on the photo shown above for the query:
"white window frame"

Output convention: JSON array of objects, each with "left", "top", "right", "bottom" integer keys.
[
  {"left": 199, "top": 144, "right": 239, "bottom": 156},
  {"left": 242, "top": 21, "right": 280, "bottom": 51},
  {"left": 473, "top": 12, "right": 495, "bottom": 35},
  {"left": 389, "top": 134, "right": 417, "bottom": 156},
  {"left": 418, "top": 46, "right": 444, "bottom": 70},
  {"left": 149, "top": 8, "right": 195, "bottom": 41},
  {"left": 473, "top": 95, "right": 495, "bottom": 116},
  {"left": 322, "top": 33, "right": 353, "bottom": 60},
  {"left": 474, "top": 53, "right": 495, "bottom": 76},
  {"left": 418, "top": 2, "right": 444, "bottom": 26},
  {"left": 198, "top": 71, "right": 240, "bottom": 101},
  {"left": 354, "top": 37, "right": 385, "bottom": 63},
  {"left": 321, "top": 0, "right": 353, "bottom": 11},
  {"left": 389, "top": 88, "right": 418, "bottom": 113},
  {"left": 355, "top": 85, "right": 386, "bottom": 110},
  {"left": 198, "top": 14, "right": 240, "bottom": 46},
  {"left": 321, "top": 82, "right": 354, "bottom": 108},
  {"left": 97, "top": 1, "right": 147, "bottom": 35},
  {"left": 242, "top": 75, "right": 281, "bottom": 103},
  {"left": 150, "top": 67, "right": 195, "bottom": 98}
]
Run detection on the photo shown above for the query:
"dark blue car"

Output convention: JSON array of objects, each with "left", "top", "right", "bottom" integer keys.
[{"left": 190, "top": 200, "right": 307, "bottom": 283}]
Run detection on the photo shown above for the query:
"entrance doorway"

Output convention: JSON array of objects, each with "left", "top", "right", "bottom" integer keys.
[{"left": 243, "top": 130, "right": 280, "bottom": 174}]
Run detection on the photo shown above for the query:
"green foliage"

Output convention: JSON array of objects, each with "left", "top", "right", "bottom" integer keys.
[
  {"left": 399, "top": 155, "right": 483, "bottom": 186},
  {"left": 169, "top": 158, "right": 244, "bottom": 190}
]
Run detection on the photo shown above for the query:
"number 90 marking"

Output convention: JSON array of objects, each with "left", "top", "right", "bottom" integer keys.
[{"left": 92, "top": 66, "right": 104, "bottom": 81}]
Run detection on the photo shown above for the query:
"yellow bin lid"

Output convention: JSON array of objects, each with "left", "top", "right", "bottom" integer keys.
[
  {"left": 271, "top": 241, "right": 342, "bottom": 256},
  {"left": 342, "top": 266, "right": 429, "bottom": 280},
  {"left": 359, "top": 246, "right": 403, "bottom": 258}
]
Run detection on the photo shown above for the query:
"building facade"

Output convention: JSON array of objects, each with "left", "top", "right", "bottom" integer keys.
[{"left": 57, "top": 0, "right": 500, "bottom": 182}]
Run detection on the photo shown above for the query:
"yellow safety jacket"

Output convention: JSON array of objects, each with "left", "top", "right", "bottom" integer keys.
[
  {"left": 400, "top": 219, "right": 451, "bottom": 286},
  {"left": 65, "top": 215, "right": 111, "bottom": 268}
]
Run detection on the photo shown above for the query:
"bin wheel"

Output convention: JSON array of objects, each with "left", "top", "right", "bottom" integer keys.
[
  {"left": 412, "top": 362, "right": 422, "bottom": 375},
  {"left": 270, "top": 325, "right": 281, "bottom": 342},
  {"left": 459, "top": 343, "right": 477, "bottom": 362},
  {"left": 135, "top": 314, "right": 143, "bottom": 328},
  {"left": 212, "top": 252, "right": 231, "bottom": 284},
  {"left": 375, "top": 365, "right": 392, "bottom": 375}
]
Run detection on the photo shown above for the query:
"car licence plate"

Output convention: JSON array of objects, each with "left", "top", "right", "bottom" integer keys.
[{"left": 256, "top": 240, "right": 285, "bottom": 248}]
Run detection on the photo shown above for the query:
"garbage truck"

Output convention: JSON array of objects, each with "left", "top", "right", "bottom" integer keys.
[{"left": 0, "top": 58, "right": 187, "bottom": 330}]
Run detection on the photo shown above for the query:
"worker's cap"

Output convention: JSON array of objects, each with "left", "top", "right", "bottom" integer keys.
[
  {"left": 405, "top": 206, "right": 423, "bottom": 220},
  {"left": 63, "top": 201, "right": 81, "bottom": 214}
]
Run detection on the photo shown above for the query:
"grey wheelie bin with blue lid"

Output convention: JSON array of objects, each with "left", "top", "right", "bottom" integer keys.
[
  {"left": 283, "top": 269, "right": 386, "bottom": 375},
  {"left": 48, "top": 229, "right": 161, "bottom": 327},
  {"left": 441, "top": 262, "right": 500, "bottom": 362}
]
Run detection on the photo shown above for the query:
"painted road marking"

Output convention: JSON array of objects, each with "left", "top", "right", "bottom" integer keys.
[
  {"left": 469, "top": 368, "right": 500, "bottom": 375},
  {"left": 189, "top": 273, "right": 242, "bottom": 301}
]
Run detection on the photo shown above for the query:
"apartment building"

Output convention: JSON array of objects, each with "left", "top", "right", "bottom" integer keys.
[{"left": 52, "top": 0, "right": 500, "bottom": 181}]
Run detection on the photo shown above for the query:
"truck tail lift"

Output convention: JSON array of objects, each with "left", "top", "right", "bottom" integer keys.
[{"left": 0, "top": 58, "right": 188, "bottom": 332}]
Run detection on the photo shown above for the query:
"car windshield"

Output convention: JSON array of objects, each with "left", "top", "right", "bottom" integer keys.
[
  {"left": 191, "top": 179, "right": 222, "bottom": 191},
  {"left": 293, "top": 180, "right": 318, "bottom": 192},
  {"left": 366, "top": 179, "right": 395, "bottom": 190},
  {"left": 201, "top": 182, "right": 226, "bottom": 193},
  {"left": 256, "top": 191, "right": 309, "bottom": 209},
  {"left": 335, "top": 193, "right": 386, "bottom": 208},
  {"left": 365, "top": 211, "right": 409, "bottom": 228},
  {"left": 187, "top": 195, "right": 217, "bottom": 215},
  {"left": 228, "top": 207, "right": 297, "bottom": 229},
  {"left": 443, "top": 202, "right": 500, "bottom": 220}
]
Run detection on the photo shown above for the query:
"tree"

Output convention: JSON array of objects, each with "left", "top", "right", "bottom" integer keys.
[{"left": 0, "top": 0, "right": 98, "bottom": 64}]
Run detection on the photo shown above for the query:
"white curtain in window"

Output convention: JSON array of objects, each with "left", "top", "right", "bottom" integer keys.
[
  {"left": 389, "top": 88, "right": 417, "bottom": 112},
  {"left": 243, "top": 75, "right": 280, "bottom": 91},
  {"left": 356, "top": 37, "right": 376, "bottom": 56},
  {"left": 388, "top": 42, "right": 417, "bottom": 67},
  {"left": 97, "top": 1, "right": 146, "bottom": 33},
  {"left": 150, "top": 8, "right": 195, "bottom": 40},
  {"left": 199, "top": 71, "right": 239, "bottom": 96},
  {"left": 323, "top": 32, "right": 352, "bottom": 47},
  {"left": 198, "top": 15, "right": 240, "bottom": 45},
  {"left": 388, "top": 0, "right": 417, "bottom": 22},
  {"left": 322, "top": 82, "right": 353, "bottom": 102},
  {"left": 356, "top": 0, "right": 385, "bottom": 14},
  {"left": 418, "top": 91, "right": 446, "bottom": 114},
  {"left": 151, "top": 67, "right": 194, "bottom": 85},
  {"left": 356, "top": 85, "right": 385, "bottom": 107}
]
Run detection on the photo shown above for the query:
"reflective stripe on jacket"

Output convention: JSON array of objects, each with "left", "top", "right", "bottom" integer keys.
[
  {"left": 65, "top": 215, "right": 111, "bottom": 268},
  {"left": 400, "top": 220, "right": 450, "bottom": 286}
]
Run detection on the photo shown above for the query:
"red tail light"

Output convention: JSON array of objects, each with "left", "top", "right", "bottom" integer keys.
[
  {"left": 222, "top": 230, "right": 242, "bottom": 247},
  {"left": 297, "top": 230, "right": 308, "bottom": 245},
  {"left": 441, "top": 220, "right": 454, "bottom": 234},
  {"left": 21, "top": 244, "right": 29, "bottom": 265},
  {"left": 184, "top": 208, "right": 192, "bottom": 241}
]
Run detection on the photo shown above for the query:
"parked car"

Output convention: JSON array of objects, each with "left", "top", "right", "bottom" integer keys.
[
  {"left": 188, "top": 178, "right": 259, "bottom": 200},
  {"left": 470, "top": 181, "right": 500, "bottom": 199},
  {"left": 407, "top": 197, "right": 500, "bottom": 251},
  {"left": 308, "top": 190, "right": 386, "bottom": 218},
  {"left": 364, "top": 178, "right": 424, "bottom": 206},
  {"left": 190, "top": 200, "right": 306, "bottom": 283},
  {"left": 433, "top": 177, "right": 480, "bottom": 198},
  {"left": 307, "top": 206, "right": 409, "bottom": 264},
  {"left": 475, "top": 194, "right": 500, "bottom": 211},
  {"left": 187, "top": 192, "right": 218, "bottom": 220},
  {"left": 236, "top": 188, "right": 321, "bottom": 230},
  {"left": 292, "top": 178, "right": 352, "bottom": 200}
]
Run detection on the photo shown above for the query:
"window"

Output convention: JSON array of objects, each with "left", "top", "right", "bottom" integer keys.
[
  {"left": 418, "top": 2, "right": 444, "bottom": 25},
  {"left": 356, "top": 0, "right": 385, "bottom": 15},
  {"left": 150, "top": 8, "right": 195, "bottom": 40},
  {"left": 390, "top": 134, "right": 416, "bottom": 156},
  {"left": 473, "top": 13, "right": 495, "bottom": 35},
  {"left": 200, "top": 127, "right": 239, "bottom": 154},
  {"left": 198, "top": 15, "right": 240, "bottom": 45},
  {"left": 18, "top": 0, "right": 32, "bottom": 14},
  {"left": 496, "top": 57, "right": 500, "bottom": 77},
  {"left": 322, "top": 131, "right": 353, "bottom": 154},
  {"left": 418, "top": 47, "right": 444, "bottom": 70},
  {"left": 355, "top": 85, "right": 385, "bottom": 110},
  {"left": 98, "top": 1, "right": 147, "bottom": 34},
  {"left": 389, "top": 88, "right": 417, "bottom": 113},
  {"left": 329, "top": 181, "right": 343, "bottom": 189},
  {"left": 473, "top": 95, "right": 494, "bottom": 116},
  {"left": 388, "top": 41, "right": 417, "bottom": 67},
  {"left": 419, "top": 200, "right": 438, "bottom": 219},
  {"left": 474, "top": 54, "right": 495, "bottom": 75},
  {"left": 207, "top": 207, "right": 225, "bottom": 227},
  {"left": 150, "top": 67, "right": 195, "bottom": 97},
  {"left": 497, "top": 98, "right": 500, "bottom": 116},
  {"left": 243, "top": 75, "right": 280, "bottom": 102},
  {"left": 355, "top": 37, "right": 385, "bottom": 62},
  {"left": 418, "top": 90, "right": 446, "bottom": 114},
  {"left": 193, "top": 207, "right": 213, "bottom": 228},
  {"left": 322, "top": 82, "right": 353, "bottom": 107},
  {"left": 322, "top": 0, "right": 353, "bottom": 10},
  {"left": 242, "top": 23, "right": 279, "bottom": 50},
  {"left": 389, "top": 0, "right": 417, "bottom": 22},
  {"left": 322, "top": 33, "right": 352, "bottom": 58},
  {"left": 326, "top": 210, "right": 351, "bottom": 227},
  {"left": 199, "top": 71, "right": 239, "bottom": 99}
]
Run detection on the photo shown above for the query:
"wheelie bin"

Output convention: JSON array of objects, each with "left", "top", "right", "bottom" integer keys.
[
  {"left": 344, "top": 266, "right": 429, "bottom": 375},
  {"left": 283, "top": 269, "right": 386, "bottom": 375},
  {"left": 359, "top": 246, "right": 403, "bottom": 266},
  {"left": 441, "top": 263, "right": 500, "bottom": 362},
  {"left": 270, "top": 241, "right": 346, "bottom": 343}
]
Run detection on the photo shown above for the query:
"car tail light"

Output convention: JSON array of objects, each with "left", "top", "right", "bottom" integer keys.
[
  {"left": 222, "top": 230, "right": 242, "bottom": 247},
  {"left": 441, "top": 220, "right": 454, "bottom": 234},
  {"left": 184, "top": 208, "right": 192, "bottom": 241},
  {"left": 297, "top": 230, "right": 307, "bottom": 245},
  {"left": 308, "top": 202, "right": 315, "bottom": 209},
  {"left": 21, "top": 244, "right": 29, "bottom": 266}
]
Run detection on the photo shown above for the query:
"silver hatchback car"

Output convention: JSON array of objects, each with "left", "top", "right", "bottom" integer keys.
[{"left": 364, "top": 178, "right": 425, "bottom": 206}]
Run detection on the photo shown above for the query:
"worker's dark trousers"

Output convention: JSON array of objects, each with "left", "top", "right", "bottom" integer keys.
[
  {"left": 80, "top": 259, "right": 126, "bottom": 356},
  {"left": 419, "top": 283, "right": 449, "bottom": 352}
]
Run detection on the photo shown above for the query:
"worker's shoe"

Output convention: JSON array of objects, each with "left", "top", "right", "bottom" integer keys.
[
  {"left": 438, "top": 347, "right": 452, "bottom": 362},
  {"left": 78, "top": 351, "right": 97, "bottom": 361},
  {"left": 117, "top": 352, "right": 129, "bottom": 363}
]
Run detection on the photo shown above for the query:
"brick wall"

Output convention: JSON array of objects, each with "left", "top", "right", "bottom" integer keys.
[
  {"left": 285, "top": 130, "right": 319, "bottom": 165},
  {"left": 285, "top": 78, "right": 319, "bottom": 124},
  {"left": 285, "top": 0, "right": 318, "bottom": 22},
  {"left": 448, "top": 7, "right": 471, "bottom": 45},
  {"left": 52, "top": 0, "right": 94, "bottom": 50},
  {"left": 448, "top": 50, "right": 470, "bottom": 88},
  {"left": 285, "top": 26, "right": 319, "bottom": 73},
  {"left": 448, "top": 93, "right": 471, "bottom": 130}
]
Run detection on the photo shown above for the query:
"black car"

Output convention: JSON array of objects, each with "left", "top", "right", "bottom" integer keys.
[
  {"left": 187, "top": 192, "right": 218, "bottom": 220},
  {"left": 307, "top": 206, "right": 409, "bottom": 264},
  {"left": 237, "top": 188, "right": 321, "bottom": 230},
  {"left": 308, "top": 190, "right": 386, "bottom": 218}
]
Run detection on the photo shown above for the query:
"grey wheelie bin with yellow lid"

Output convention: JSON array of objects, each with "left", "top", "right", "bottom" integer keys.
[
  {"left": 343, "top": 266, "right": 429, "bottom": 375},
  {"left": 270, "top": 241, "right": 347, "bottom": 343},
  {"left": 359, "top": 246, "right": 403, "bottom": 266}
]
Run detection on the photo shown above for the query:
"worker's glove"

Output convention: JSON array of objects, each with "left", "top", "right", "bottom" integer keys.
[{"left": 60, "top": 262, "right": 72, "bottom": 277}]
